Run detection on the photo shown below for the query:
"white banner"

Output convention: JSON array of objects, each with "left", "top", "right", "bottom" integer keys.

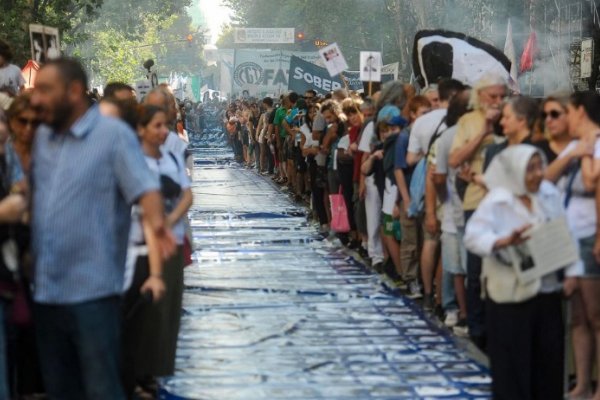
[
  {"left": 234, "top": 28, "right": 295, "bottom": 44},
  {"left": 232, "top": 49, "right": 321, "bottom": 96},
  {"left": 29, "top": 24, "right": 60, "bottom": 64},
  {"left": 360, "top": 51, "right": 382, "bottom": 82},
  {"left": 581, "top": 38, "right": 593, "bottom": 79},
  {"left": 382, "top": 62, "right": 399, "bottom": 80},
  {"left": 319, "top": 43, "right": 348, "bottom": 77}
]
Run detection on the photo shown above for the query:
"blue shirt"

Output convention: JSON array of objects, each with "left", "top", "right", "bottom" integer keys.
[
  {"left": 4, "top": 143, "right": 24, "bottom": 185},
  {"left": 394, "top": 128, "right": 413, "bottom": 184},
  {"left": 32, "top": 105, "right": 159, "bottom": 304}
]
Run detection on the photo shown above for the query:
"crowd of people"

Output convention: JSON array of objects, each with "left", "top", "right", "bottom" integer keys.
[
  {"left": 0, "top": 38, "right": 195, "bottom": 400},
  {"left": 221, "top": 77, "right": 600, "bottom": 400},
  {"left": 1, "top": 32, "right": 600, "bottom": 399}
]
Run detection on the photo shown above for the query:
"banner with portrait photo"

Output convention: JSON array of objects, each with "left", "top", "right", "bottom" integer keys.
[{"left": 29, "top": 24, "right": 61, "bottom": 64}]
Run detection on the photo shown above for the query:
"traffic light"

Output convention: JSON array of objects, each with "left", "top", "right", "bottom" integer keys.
[
  {"left": 187, "top": 34, "right": 193, "bottom": 47},
  {"left": 296, "top": 31, "right": 305, "bottom": 42}
]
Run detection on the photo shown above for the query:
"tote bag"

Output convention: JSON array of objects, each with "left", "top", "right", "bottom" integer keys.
[{"left": 329, "top": 186, "right": 350, "bottom": 233}]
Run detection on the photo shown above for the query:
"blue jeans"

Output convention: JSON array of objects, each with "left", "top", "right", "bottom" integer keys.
[
  {"left": 442, "top": 269, "right": 458, "bottom": 311},
  {"left": 34, "top": 296, "right": 125, "bottom": 400}
]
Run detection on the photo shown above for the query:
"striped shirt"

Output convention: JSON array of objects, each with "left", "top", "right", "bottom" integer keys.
[{"left": 32, "top": 105, "right": 159, "bottom": 304}]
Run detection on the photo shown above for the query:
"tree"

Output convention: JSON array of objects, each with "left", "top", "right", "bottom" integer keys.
[
  {"left": 70, "top": 0, "right": 203, "bottom": 85},
  {"left": 0, "top": 0, "right": 103, "bottom": 65}
]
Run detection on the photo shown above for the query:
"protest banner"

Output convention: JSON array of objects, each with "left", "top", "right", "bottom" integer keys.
[
  {"left": 234, "top": 28, "right": 295, "bottom": 44},
  {"left": 29, "top": 24, "right": 60, "bottom": 64},
  {"left": 289, "top": 56, "right": 393, "bottom": 95},
  {"left": 360, "top": 51, "right": 382, "bottom": 82},
  {"left": 232, "top": 50, "right": 321, "bottom": 96},
  {"left": 413, "top": 30, "right": 511, "bottom": 88},
  {"left": 319, "top": 43, "right": 349, "bottom": 77}
]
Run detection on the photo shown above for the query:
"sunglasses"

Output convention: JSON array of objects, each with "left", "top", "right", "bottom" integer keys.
[
  {"left": 16, "top": 117, "right": 40, "bottom": 127},
  {"left": 541, "top": 110, "right": 564, "bottom": 120}
]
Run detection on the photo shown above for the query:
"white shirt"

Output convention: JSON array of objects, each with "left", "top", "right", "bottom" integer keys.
[
  {"left": 301, "top": 123, "right": 317, "bottom": 148},
  {"left": 144, "top": 151, "right": 191, "bottom": 244},
  {"left": 382, "top": 177, "right": 398, "bottom": 215},
  {"left": 407, "top": 109, "right": 447, "bottom": 156},
  {"left": 358, "top": 121, "right": 375, "bottom": 153},
  {"left": 0, "top": 64, "right": 25, "bottom": 94},
  {"left": 161, "top": 131, "right": 188, "bottom": 160},
  {"left": 465, "top": 181, "right": 582, "bottom": 278},
  {"left": 434, "top": 126, "right": 464, "bottom": 233},
  {"left": 557, "top": 139, "right": 600, "bottom": 239}
]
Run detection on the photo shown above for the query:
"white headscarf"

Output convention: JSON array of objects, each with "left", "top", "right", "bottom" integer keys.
[{"left": 484, "top": 144, "right": 543, "bottom": 196}]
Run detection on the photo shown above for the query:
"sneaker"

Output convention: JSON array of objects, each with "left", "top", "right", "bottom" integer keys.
[
  {"left": 422, "top": 293, "right": 435, "bottom": 312},
  {"left": 392, "top": 278, "right": 408, "bottom": 290},
  {"left": 357, "top": 247, "right": 369, "bottom": 259},
  {"left": 444, "top": 310, "right": 459, "bottom": 328},
  {"left": 434, "top": 304, "right": 445, "bottom": 320},
  {"left": 453, "top": 319, "right": 469, "bottom": 337},
  {"left": 406, "top": 280, "right": 423, "bottom": 299},
  {"left": 372, "top": 262, "right": 384, "bottom": 274}
]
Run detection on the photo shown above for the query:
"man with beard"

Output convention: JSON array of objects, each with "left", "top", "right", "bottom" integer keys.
[{"left": 30, "top": 58, "right": 176, "bottom": 399}]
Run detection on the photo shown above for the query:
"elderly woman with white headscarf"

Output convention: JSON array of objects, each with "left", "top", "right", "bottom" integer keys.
[{"left": 464, "top": 144, "right": 580, "bottom": 400}]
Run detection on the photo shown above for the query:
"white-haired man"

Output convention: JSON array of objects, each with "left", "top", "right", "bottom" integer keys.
[{"left": 448, "top": 74, "right": 507, "bottom": 351}]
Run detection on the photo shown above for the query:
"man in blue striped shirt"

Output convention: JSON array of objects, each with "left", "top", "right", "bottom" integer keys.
[{"left": 30, "top": 58, "right": 175, "bottom": 400}]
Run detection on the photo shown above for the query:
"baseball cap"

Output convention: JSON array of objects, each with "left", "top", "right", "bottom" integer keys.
[{"left": 377, "top": 104, "right": 407, "bottom": 127}]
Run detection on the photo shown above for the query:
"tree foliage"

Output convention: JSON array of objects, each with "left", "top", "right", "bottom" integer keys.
[
  {"left": 0, "top": 0, "right": 103, "bottom": 65},
  {"left": 219, "top": 0, "right": 586, "bottom": 81},
  {"left": 0, "top": 0, "right": 204, "bottom": 85}
]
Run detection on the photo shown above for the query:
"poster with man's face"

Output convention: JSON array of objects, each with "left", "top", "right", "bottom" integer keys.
[{"left": 29, "top": 24, "right": 61, "bottom": 64}]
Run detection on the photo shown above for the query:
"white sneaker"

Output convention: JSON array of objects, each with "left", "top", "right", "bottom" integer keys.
[
  {"left": 453, "top": 319, "right": 469, "bottom": 337},
  {"left": 444, "top": 310, "right": 459, "bottom": 328}
]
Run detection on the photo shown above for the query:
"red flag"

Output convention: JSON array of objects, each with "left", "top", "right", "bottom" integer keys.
[{"left": 520, "top": 31, "right": 538, "bottom": 73}]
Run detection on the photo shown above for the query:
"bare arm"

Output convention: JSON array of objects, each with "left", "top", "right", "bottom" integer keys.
[
  {"left": 361, "top": 150, "right": 383, "bottom": 176},
  {"left": 140, "top": 218, "right": 166, "bottom": 302},
  {"left": 139, "top": 191, "right": 176, "bottom": 260},
  {"left": 424, "top": 166, "right": 439, "bottom": 235},
  {"left": 448, "top": 126, "right": 490, "bottom": 168},
  {"left": 545, "top": 152, "right": 578, "bottom": 183},
  {"left": 321, "top": 123, "right": 337, "bottom": 154},
  {"left": 407, "top": 152, "right": 422, "bottom": 167},
  {"left": 394, "top": 169, "right": 410, "bottom": 208}
]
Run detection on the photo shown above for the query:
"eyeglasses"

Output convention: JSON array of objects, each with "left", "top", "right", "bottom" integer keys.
[
  {"left": 541, "top": 110, "right": 564, "bottom": 120},
  {"left": 16, "top": 117, "right": 40, "bottom": 127}
]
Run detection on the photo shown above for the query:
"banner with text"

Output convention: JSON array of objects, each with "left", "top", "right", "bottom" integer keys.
[
  {"left": 232, "top": 50, "right": 321, "bottom": 96},
  {"left": 234, "top": 28, "right": 295, "bottom": 44},
  {"left": 288, "top": 56, "right": 394, "bottom": 95}
]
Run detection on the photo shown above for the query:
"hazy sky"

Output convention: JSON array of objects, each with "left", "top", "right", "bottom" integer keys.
[{"left": 188, "top": 0, "right": 233, "bottom": 45}]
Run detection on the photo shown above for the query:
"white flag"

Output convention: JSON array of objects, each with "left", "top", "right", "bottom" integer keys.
[{"left": 504, "top": 19, "right": 520, "bottom": 93}]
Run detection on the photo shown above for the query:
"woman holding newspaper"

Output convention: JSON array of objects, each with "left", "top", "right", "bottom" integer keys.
[{"left": 464, "top": 144, "right": 580, "bottom": 400}]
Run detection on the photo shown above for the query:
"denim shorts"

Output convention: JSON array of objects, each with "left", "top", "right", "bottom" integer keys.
[
  {"left": 579, "top": 234, "right": 600, "bottom": 278},
  {"left": 441, "top": 230, "right": 467, "bottom": 275}
]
